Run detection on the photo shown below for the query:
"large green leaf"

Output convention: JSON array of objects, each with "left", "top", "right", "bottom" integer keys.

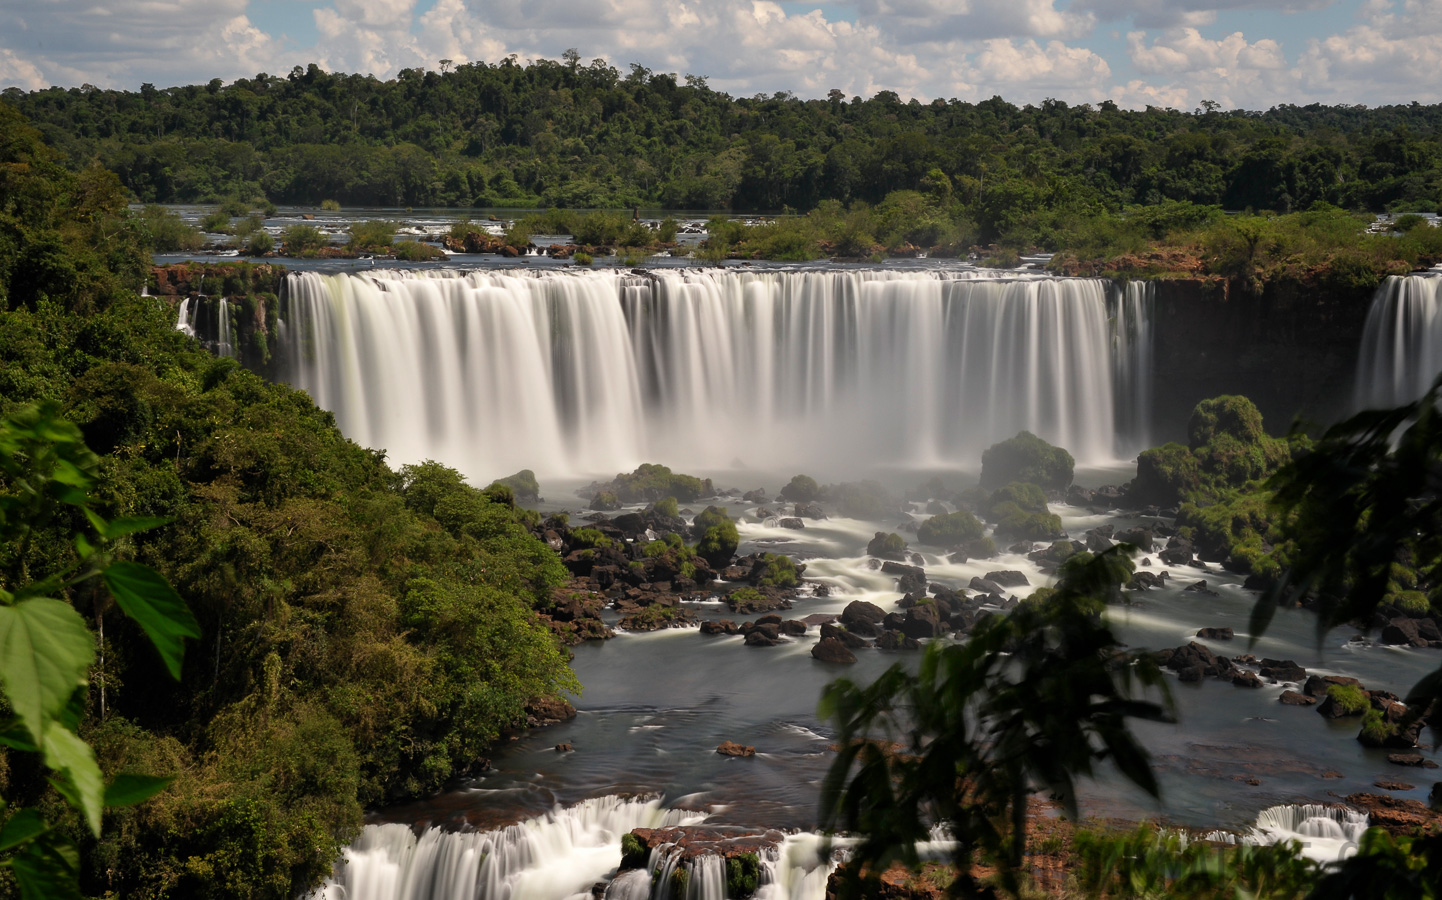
[
  {"left": 0, "top": 808, "right": 46, "bottom": 852},
  {"left": 104, "top": 773, "right": 172, "bottom": 807},
  {"left": 0, "top": 599, "right": 94, "bottom": 746},
  {"left": 7, "top": 832, "right": 82, "bottom": 900},
  {"left": 41, "top": 723, "right": 103, "bottom": 836},
  {"left": 103, "top": 561, "right": 201, "bottom": 680}
]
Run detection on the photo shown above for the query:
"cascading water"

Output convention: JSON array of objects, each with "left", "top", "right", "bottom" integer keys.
[
  {"left": 175, "top": 297, "right": 194, "bottom": 338},
  {"left": 1112, "top": 280, "right": 1154, "bottom": 451},
  {"left": 217, "top": 298, "right": 236, "bottom": 359},
  {"left": 1354, "top": 273, "right": 1442, "bottom": 409},
  {"left": 277, "top": 268, "right": 1153, "bottom": 480},
  {"left": 1204, "top": 803, "right": 1369, "bottom": 864},
  {"left": 312, "top": 795, "right": 707, "bottom": 900}
]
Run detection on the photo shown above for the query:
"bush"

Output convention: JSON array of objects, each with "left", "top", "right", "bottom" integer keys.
[
  {"left": 394, "top": 240, "right": 446, "bottom": 261},
  {"left": 658, "top": 217, "right": 679, "bottom": 242},
  {"left": 568, "top": 528, "right": 613, "bottom": 550},
  {"left": 780, "top": 474, "right": 820, "bottom": 502},
  {"left": 589, "top": 490, "right": 620, "bottom": 511},
  {"left": 234, "top": 215, "right": 266, "bottom": 237},
  {"left": 141, "top": 205, "right": 205, "bottom": 252},
  {"left": 573, "top": 251, "right": 594, "bottom": 266},
  {"left": 201, "top": 210, "right": 233, "bottom": 233},
  {"left": 917, "top": 510, "right": 985, "bottom": 547},
  {"left": 320, "top": 199, "right": 341, "bottom": 211},
  {"left": 281, "top": 224, "right": 328, "bottom": 255},
  {"left": 243, "top": 230, "right": 275, "bottom": 256},
  {"left": 606, "top": 463, "right": 713, "bottom": 502},
  {"left": 983, "top": 482, "right": 1049, "bottom": 519},
  {"left": 980, "top": 431, "right": 1074, "bottom": 490},
  {"left": 349, "top": 220, "right": 396, "bottom": 251},
  {"left": 727, "top": 853, "right": 761, "bottom": 898},
  {"left": 991, "top": 504, "right": 1062, "bottom": 541},
  {"left": 867, "top": 532, "right": 908, "bottom": 558},
  {"left": 1327, "top": 683, "right": 1369, "bottom": 716},
  {"left": 695, "top": 519, "right": 740, "bottom": 567},
  {"left": 620, "top": 832, "right": 646, "bottom": 869},
  {"left": 755, "top": 553, "right": 801, "bottom": 588},
  {"left": 650, "top": 496, "right": 679, "bottom": 518}
]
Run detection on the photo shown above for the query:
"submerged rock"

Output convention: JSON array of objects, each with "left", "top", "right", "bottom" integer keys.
[
  {"left": 812, "top": 637, "right": 858, "bottom": 664},
  {"left": 715, "top": 741, "right": 756, "bottom": 757}
]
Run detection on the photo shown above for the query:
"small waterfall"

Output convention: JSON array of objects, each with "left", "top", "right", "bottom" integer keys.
[
  {"left": 313, "top": 795, "right": 706, "bottom": 900},
  {"left": 217, "top": 298, "right": 236, "bottom": 359},
  {"left": 1354, "top": 274, "right": 1442, "bottom": 409},
  {"left": 1112, "top": 280, "right": 1154, "bottom": 453},
  {"left": 277, "top": 269, "right": 1154, "bottom": 479},
  {"left": 175, "top": 297, "right": 194, "bottom": 338},
  {"left": 1204, "top": 803, "right": 1369, "bottom": 864}
]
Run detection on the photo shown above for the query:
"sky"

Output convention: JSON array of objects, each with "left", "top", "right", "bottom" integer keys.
[{"left": 1, "top": 0, "right": 1440, "bottom": 110}]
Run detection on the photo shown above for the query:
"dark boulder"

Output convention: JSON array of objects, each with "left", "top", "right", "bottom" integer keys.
[
  {"left": 1197, "top": 626, "right": 1234, "bottom": 640},
  {"left": 876, "top": 630, "right": 921, "bottom": 650},
  {"left": 743, "top": 629, "right": 779, "bottom": 647},
  {"left": 1380, "top": 617, "right": 1442, "bottom": 647},
  {"left": 700, "top": 620, "right": 736, "bottom": 635},
  {"left": 820, "top": 623, "right": 871, "bottom": 649},
  {"left": 969, "top": 576, "right": 1005, "bottom": 595},
  {"left": 842, "top": 599, "right": 886, "bottom": 627},
  {"left": 1233, "top": 671, "right": 1263, "bottom": 688},
  {"left": 1279, "top": 689, "right": 1316, "bottom": 705},
  {"left": 984, "top": 570, "right": 1030, "bottom": 588},
  {"left": 794, "top": 501, "right": 826, "bottom": 520},
  {"left": 1183, "top": 580, "right": 1219, "bottom": 597},
  {"left": 1259, "top": 660, "right": 1307, "bottom": 683},
  {"left": 811, "top": 637, "right": 858, "bottom": 664},
  {"left": 778, "top": 517, "right": 805, "bottom": 529},
  {"left": 716, "top": 741, "right": 755, "bottom": 757},
  {"left": 779, "top": 619, "right": 808, "bottom": 636},
  {"left": 1116, "top": 526, "right": 1155, "bottom": 552},
  {"left": 1304, "top": 674, "right": 1363, "bottom": 698}
]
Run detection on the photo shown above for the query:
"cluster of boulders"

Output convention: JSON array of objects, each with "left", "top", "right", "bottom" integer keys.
[{"left": 1155, "top": 636, "right": 1433, "bottom": 749}]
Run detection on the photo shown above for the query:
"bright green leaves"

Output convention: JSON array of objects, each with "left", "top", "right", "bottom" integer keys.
[
  {"left": 0, "top": 598, "right": 94, "bottom": 748},
  {"left": 0, "top": 810, "right": 47, "bottom": 852},
  {"left": 6, "top": 835, "right": 82, "bottom": 900},
  {"left": 104, "top": 561, "right": 201, "bottom": 679},
  {"left": 41, "top": 723, "right": 104, "bottom": 836}
]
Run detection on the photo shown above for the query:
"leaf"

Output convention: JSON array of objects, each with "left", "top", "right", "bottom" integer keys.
[
  {"left": 104, "top": 773, "right": 172, "bottom": 807},
  {"left": 0, "top": 599, "right": 94, "bottom": 746},
  {"left": 7, "top": 832, "right": 82, "bottom": 900},
  {"left": 99, "top": 516, "right": 170, "bottom": 540},
  {"left": 41, "top": 723, "right": 104, "bottom": 836},
  {"left": 0, "top": 808, "right": 46, "bottom": 852},
  {"left": 103, "top": 561, "right": 201, "bottom": 680}
]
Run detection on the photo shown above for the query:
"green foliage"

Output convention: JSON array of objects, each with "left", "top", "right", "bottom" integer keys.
[
  {"left": 826, "top": 481, "right": 893, "bottom": 519},
  {"left": 1071, "top": 823, "right": 1319, "bottom": 899},
  {"left": 870, "top": 533, "right": 907, "bottom": 558},
  {"left": 779, "top": 474, "right": 820, "bottom": 502},
  {"left": 347, "top": 220, "right": 396, "bottom": 251},
  {"left": 820, "top": 548, "right": 1173, "bottom": 896},
  {"left": 983, "top": 481, "right": 1048, "bottom": 517},
  {"left": 490, "top": 468, "right": 540, "bottom": 502},
  {"left": 692, "top": 506, "right": 738, "bottom": 568},
  {"left": 319, "top": 199, "right": 341, "bottom": 212},
  {"left": 241, "top": 230, "right": 274, "bottom": 256},
  {"left": 392, "top": 241, "right": 444, "bottom": 261},
  {"left": 199, "top": 210, "right": 232, "bottom": 234},
  {"left": 1131, "top": 395, "right": 1293, "bottom": 507},
  {"left": 602, "top": 463, "right": 712, "bottom": 503},
  {"left": 916, "top": 510, "right": 984, "bottom": 548},
  {"left": 0, "top": 403, "right": 197, "bottom": 897},
  {"left": 979, "top": 431, "right": 1074, "bottom": 490},
  {"left": 280, "top": 224, "right": 327, "bottom": 256},
  {"left": 725, "top": 853, "right": 761, "bottom": 898},
  {"left": 619, "top": 832, "right": 646, "bottom": 869},
  {"left": 726, "top": 587, "right": 771, "bottom": 613},
  {"left": 755, "top": 553, "right": 800, "bottom": 589},
  {"left": 1327, "top": 683, "right": 1369, "bottom": 715},
  {"left": 139, "top": 206, "right": 204, "bottom": 253},
  {"left": 650, "top": 496, "right": 678, "bottom": 518},
  {"left": 572, "top": 252, "right": 594, "bottom": 266}
]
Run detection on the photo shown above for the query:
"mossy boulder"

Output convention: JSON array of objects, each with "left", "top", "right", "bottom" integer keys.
[
  {"left": 779, "top": 474, "right": 820, "bottom": 502},
  {"left": 693, "top": 506, "right": 739, "bottom": 568},
  {"left": 982, "top": 482, "right": 1060, "bottom": 542},
  {"left": 604, "top": 463, "right": 714, "bottom": 502},
  {"left": 490, "top": 468, "right": 540, "bottom": 502},
  {"left": 589, "top": 490, "right": 621, "bottom": 511},
  {"left": 1128, "top": 395, "right": 1297, "bottom": 508},
  {"left": 866, "top": 532, "right": 908, "bottom": 560},
  {"left": 980, "top": 431, "right": 1074, "bottom": 491},
  {"left": 916, "top": 510, "right": 985, "bottom": 548}
]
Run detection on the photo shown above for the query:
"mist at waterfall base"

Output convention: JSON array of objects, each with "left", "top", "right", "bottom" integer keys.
[{"left": 234, "top": 267, "right": 1441, "bottom": 899}]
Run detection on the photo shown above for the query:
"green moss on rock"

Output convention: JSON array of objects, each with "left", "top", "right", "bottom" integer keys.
[{"left": 980, "top": 430, "right": 1074, "bottom": 491}]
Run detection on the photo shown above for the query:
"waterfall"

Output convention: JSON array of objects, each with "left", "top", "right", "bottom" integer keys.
[
  {"left": 277, "top": 268, "right": 1153, "bottom": 480},
  {"left": 175, "top": 297, "right": 194, "bottom": 338},
  {"left": 1112, "top": 281, "right": 1154, "bottom": 453},
  {"left": 1354, "top": 273, "right": 1442, "bottom": 409},
  {"left": 312, "top": 795, "right": 706, "bottom": 900},
  {"left": 1203, "top": 803, "right": 1369, "bottom": 864},
  {"left": 217, "top": 298, "right": 236, "bottom": 359}
]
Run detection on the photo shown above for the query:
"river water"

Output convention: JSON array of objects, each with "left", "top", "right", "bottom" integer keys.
[{"left": 197, "top": 265, "right": 1441, "bottom": 899}]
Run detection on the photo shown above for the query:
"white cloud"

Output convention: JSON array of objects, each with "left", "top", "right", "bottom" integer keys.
[
  {"left": 1079, "top": 0, "right": 1334, "bottom": 29},
  {"left": 0, "top": 47, "right": 46, "bottom": 90}
]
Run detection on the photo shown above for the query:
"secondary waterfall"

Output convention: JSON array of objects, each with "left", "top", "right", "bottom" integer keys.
[
  {"left": 1354, "top": 273, "right": 1442, "bottom": 409},
  {"left": 276, "top": 268, "right": 1153, "bottom": 481}
]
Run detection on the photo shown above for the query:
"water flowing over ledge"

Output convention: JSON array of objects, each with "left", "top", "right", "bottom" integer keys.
[
  {"left": 1354, "top": 273, "right": 1442, "bottom": 410},
  {"left": 273, "top": 268, "right": 1154, "bottom": 480}
]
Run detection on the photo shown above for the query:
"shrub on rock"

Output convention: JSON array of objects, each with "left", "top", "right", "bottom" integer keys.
[
  {"left": 490, "top": 468, "right": 540, "bottom": 502},
  {"left": 590, "top": 490, "right": 621, "bottom": 511},
  {"left": 917, "top": 510, "right": 985, "bottom": 547},
  {"left": 779, "top": 474, "right": 821, "bottom": 502},
  {"left": 980, "top": 430, "right": 1074, "bottom": 490},
  {"left": 866, "top": 532, "right": 908, "bottom": 559},
  {"left": 694, "top": 506, "right": 740, "bottom": 567}
]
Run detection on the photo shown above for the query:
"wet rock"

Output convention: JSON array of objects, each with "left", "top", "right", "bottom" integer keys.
[
  {"left": 1259, "top": 660, "right": 1307, "bottom": 683},
  {"left": 743, "top": 628, "right": 780, "bottom": 647},
  {"left": 874, "top": 629, "right": 920, "bottom": 650},
  {"left": 1234, "top": 671, "right": 1263, "bottom": 688},
  {"left": 778, "top": 517, "right": 805, "bottom": 529},
  {"left": 1085, "top": 531, "right": 1114, "bottom": 553},
  {"left": 756, "top": 507, "right": 776, "bottom": 519},
  {"left": 1278, "top": 689, "right": 1315, "bottom": 704},
  {"left": 1129, "top": 570, "right": 1166, "bottom": 591},
  {"left": 842, "top": 599, "right": 886, "bottom": 628},
  {"left": 984, "top": 570, "right": 1029, "bottom": 588},
  {"left": 700, "top": 620, "right": 735, "bottom": 635},
  {"left": 780, "top": 619, "right": 808, "bottom": 636},
  {"left": 1197, "top": 626, "right": 1234, "bottom": 640},
  {"left": 1183, "top": 580, "right": 1219, "bottom": 597},
  {"left": 820, "top": 622, "right": 872, "bottom": 649},
  {"left": 1387, "top": 753, "right": 1439, "bottom": 769},
  {"left": 525, "top": 697, "right": 578, "bottom": 727},
  {"left": 1375, "top": 780, "right": 1415, "bottom": 791},
  {"left": 742, "top": 489, "right": 768, "bottom": 503},
  {"left": 1068, "top": 485, "right": 1097, "bottom": 506},
  {"left": 716, "top": 741, "right": 756, "bottom": 757},
  {"left": 1177, "top": 666, "right": 1206, "bottom": 683},
  {"left": 1380, "top": 617, "right": 1442, "bottom": 647},
  {"left": 555, "top": 743, "right": 573, "bottom": 752},
  {"left": 794, "top": 501, "right": 826, "bottom": 520},
  {"left": 1343, "top": 793, "right": 1442, "bottom": 835},
  {"left": 969, "top": 576, "right": 1005, "bottom": 595},
  {"left": 1116, "top": 526, "right": 1154, "bottom": 551},
  {"left": 1316, "top": 693, "right": 1366, "bottom": 719},
  {"left": 866, "top": 532, "right": 909, "bottom": 561},
  {"left": 812, "top": 637, "right": 858, "bottom": 664}
]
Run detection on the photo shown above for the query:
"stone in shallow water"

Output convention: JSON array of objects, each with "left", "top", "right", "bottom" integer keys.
[{"left": 715, "top": 741, "right": 755, "bottom": 757}]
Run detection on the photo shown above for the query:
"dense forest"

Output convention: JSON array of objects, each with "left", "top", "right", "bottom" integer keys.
[
  {"left": 0, "top": 101, "right": 579, "bottom": 898},
  {"left": 5, "top": 57, "right": 1442, "bottom": 223}
]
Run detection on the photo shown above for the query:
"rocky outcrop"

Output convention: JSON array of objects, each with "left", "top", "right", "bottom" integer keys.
[{"left": 716, "top": 741, "right": 756, "bottom": 757}]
